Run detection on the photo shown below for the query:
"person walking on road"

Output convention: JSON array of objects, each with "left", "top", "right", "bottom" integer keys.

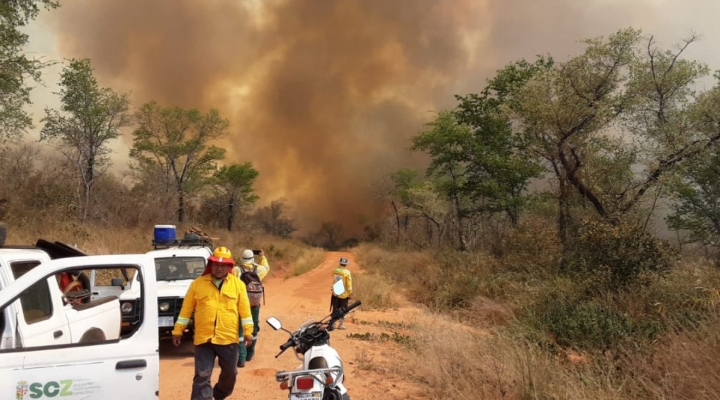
[
  {"left": 331, "top": 257, "right": 353, "bottom": 330},
  {"left": 172, "top": 246, "right": 254, "bottom": 400},
  {"left": 233, "top": 248, "right": 270, "bottom": 367}
]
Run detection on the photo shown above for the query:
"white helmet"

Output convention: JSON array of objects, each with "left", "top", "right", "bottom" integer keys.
[{"left": 242, "top": 249, "right": 254, "bottom": 261}]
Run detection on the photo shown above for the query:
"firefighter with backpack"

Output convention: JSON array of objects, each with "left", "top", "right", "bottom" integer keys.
[{"left": 232, "top": 248, "right": 270, "bottom": 367}]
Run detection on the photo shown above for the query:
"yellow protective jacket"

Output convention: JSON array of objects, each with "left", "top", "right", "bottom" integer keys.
[
  {"left": 172, "top": 274, "right": 254, "bottom": 345},
  {"left": 232, "top": 255, "right": 270, "bottom": 281},
  {"left": 332, "top": 266, "right": 353, "bottom": 299}
]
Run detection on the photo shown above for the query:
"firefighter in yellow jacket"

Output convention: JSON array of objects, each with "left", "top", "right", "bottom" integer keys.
[
  {"left": 172, "top": 246, "right": 254, "bottom": 400},
  {"left": 331, "top": 257, "right": 353, "bottom": 330},
  {"left": 232, "top": 249, "right": 270, "bottom": 367}
]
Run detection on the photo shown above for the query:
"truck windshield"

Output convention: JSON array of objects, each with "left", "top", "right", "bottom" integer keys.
[{"left": 155, "top": 257, "right": 206, "bottom": 281}]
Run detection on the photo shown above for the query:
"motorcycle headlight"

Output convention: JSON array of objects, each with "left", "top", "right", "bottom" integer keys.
[
  {"left": 159, "top": 302, "right": 170, "bottom": 312},
  {"left": 121, "top": 302, "right": 133, "bottom": 314}
]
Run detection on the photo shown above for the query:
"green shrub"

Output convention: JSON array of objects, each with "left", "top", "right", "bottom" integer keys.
[
  {"left": 493, "top": 215, "right": 563, "bottom": 277},
  {"left": 565, "top": 219, "right": 677, "bottom": 291},
  {"left": 353, "top": 244, "right": 498, "bottom": 311},
  {"left": 435, "top": 273, "right": 482, "bottom": 309},
  {"left": 519, "top": 277, "right": 668, "bottom": 352}
]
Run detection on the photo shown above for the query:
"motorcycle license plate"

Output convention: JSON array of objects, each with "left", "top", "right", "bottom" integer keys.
[
  {"left": 158, "top": 316, "right": 174, "bottom": 327},
  {"left": 290, "top": 393, "right": 322, "bottom": 400}
]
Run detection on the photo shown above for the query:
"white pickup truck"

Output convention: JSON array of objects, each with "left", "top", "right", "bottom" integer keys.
[
  {"left": 89, "top": 237, "right": 212, "bottom": 340},
  {"left": 0, "top": 238, "right": 160, "bottom": 399},
  {"left": 149, "top": 242, "right": 211, "bottom": 339}
]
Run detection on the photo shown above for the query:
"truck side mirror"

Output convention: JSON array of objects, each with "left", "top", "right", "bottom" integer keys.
[{"left": 111, "top": 278, "right": 125, "bottom": 290}]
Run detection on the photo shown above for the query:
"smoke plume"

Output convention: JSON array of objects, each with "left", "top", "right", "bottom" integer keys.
[{"left": 45, "top": 0, "right": 709, "bottom": 235}]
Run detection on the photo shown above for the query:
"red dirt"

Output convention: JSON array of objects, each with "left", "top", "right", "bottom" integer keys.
[{"left": 159, "top": 251, "right": 420, "bottom": 399}]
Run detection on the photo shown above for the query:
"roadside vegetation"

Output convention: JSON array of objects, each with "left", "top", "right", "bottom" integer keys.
[{"left": 353, "top": 242, "right": 720, "bottom": 399}]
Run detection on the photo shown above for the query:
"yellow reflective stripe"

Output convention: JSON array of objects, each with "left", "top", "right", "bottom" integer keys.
[
  {"left": 177, "top": 317, "right": 190, "bottom": 325},
  {"left": 241, "top": 317, "right": 253, "bottom": 326}
]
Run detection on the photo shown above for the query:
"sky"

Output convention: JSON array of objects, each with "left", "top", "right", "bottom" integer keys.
[{"left": 20, "top": 0, "right": 720, "bottom": 235}]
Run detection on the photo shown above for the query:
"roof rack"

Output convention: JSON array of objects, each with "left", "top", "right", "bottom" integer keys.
[{"left": 151, "top": 238, "right": 213, "bottom": 250}]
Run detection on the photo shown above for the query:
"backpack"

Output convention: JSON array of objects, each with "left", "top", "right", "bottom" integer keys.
[{"left": 240, "top": 264, "right": 265, "bottom": 307}]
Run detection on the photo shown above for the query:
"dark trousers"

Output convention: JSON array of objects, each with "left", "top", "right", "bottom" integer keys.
[
  {"left": 239, "top": 305, "right": 260, "bottom": 362},
  {"left": 331, "top": 295, "right": 349, "bottom": 311},
  {"left": 192, "top": 342, "right": 239, "bottom": 400}
]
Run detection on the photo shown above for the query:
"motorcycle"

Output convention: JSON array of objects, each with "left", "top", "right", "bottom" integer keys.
[{"left": 266, "top": 280, "right": 360, "bottom": 400}]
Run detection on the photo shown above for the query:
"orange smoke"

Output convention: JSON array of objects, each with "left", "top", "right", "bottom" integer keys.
[{"left": 46, "top": 0, "right": 660, "bottom": 234}]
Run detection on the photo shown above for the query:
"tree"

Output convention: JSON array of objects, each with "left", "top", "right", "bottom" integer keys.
[
  {"left": 454, "top": 59, "right": 548, "bottom": 226},
  {"left": 667, "top": 149, "right": 720, "bottom": 264},
  {"left": 318, "top": 221, "right": 345, "bottom": 249},
  {"left": 411, "top": 111, "right": 472, "bottom": 249},
  {"left": 130, "top": 101, "right": 229, "bottom": 224},
  {"left": 253, "top": 199, "right": 298, "bottom": 238},
  {"left": 509, "top": 29, "right": 720, "bottom": 245},
  {"left": 41, "top": 58, "right": 130, "bottom": 220},
  {"left": 211, "top": 162, "right": 259, "bottom": 231},
  {"left": 377, "top": 168, "right": 418, "bottom": 245},
  {"left": 410, "top": 59, "right": 549, "bottom": 248},
  {"left": 0, "top": 0, "right": 58, "bottom": 142},
  {"left": 406, "top": 180, "right": 451, "bottom": 247}
]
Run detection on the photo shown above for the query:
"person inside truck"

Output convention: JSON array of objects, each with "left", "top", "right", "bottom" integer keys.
[
  {"left": 56, "top": 271, "right": 91, "bottom": 305},
  {"left": 168, "top": 264, "right": 190, "bottom": 279},
  {"left": 156, "top": 264, "right": 171, "bottom": 280}
]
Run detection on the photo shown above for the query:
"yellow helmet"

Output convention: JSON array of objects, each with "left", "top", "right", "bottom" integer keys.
[{"left": 209, "top": 246, "right": 234, "bottom": 265}]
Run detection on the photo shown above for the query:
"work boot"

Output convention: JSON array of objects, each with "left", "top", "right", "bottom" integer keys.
[
  {"left": 245, "top": 339, "right": 257, "bottom": 362},
  {"left": 237, "top": 359, "right": 245, "bottom": 368}
]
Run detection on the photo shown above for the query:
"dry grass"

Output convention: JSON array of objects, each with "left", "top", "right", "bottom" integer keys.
[
  {"left": 3, "top": 222, "right": 323, "bottom": 278},
  {"left": 6, "top": 222, "right": 150, "bottom": 253},
  {"left": 352, "top": 242, "right": 720, "bottom": 400},
  {"left": 392, "top": 311, "right": 516, "bottom": 399},
  {"left": 352, "top": 271, "right": 395, "bottom": 310},
  {"left": 288, "top": 247, "right": 325, "bottom": 277},
  {"left": 390, "top": 311, "right": 634, "bottom": 400},
  {"left": 634, "top": 321, "right": 720, "bottom": 399}
]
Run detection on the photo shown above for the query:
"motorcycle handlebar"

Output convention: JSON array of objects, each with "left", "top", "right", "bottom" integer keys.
[
  {"left": 329, "top": 301, "right": 362, "bottom": 324},
  {"left": 275, "top": 338, "right": 295, "bottom": 358},
  {"left": 347, "top": 300, "right": 362, "bottom": 312},
  {"left": 279, "top": 339, "right": 294, "bottom": 351}
]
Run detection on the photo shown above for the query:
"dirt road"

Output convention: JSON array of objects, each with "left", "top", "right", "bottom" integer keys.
[{"left": 159, "top": 251, "right": 417, "bottom": 399}]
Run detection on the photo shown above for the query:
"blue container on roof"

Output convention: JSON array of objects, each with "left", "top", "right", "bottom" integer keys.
[{"left": 154, "top": 225, "right": 176, "bottom": 242}]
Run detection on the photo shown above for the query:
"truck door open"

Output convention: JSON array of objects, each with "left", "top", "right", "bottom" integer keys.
[{"left": 0, "top": 254, "right": 159, "bottom": 400}]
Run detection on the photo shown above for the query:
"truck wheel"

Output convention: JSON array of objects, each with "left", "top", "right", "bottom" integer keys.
[{"left": 78, "top": 328, "right": 106, "bottom": 344}]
